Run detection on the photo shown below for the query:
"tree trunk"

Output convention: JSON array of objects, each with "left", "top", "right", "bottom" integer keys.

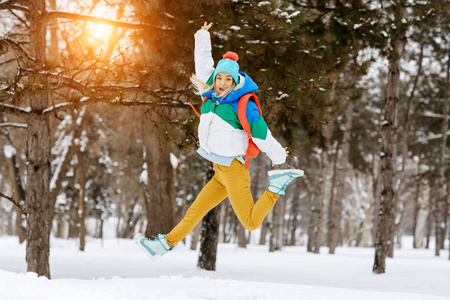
[
  {"left": 26, "top": 88, "right": 51, "bottom": 277},
  {"left": 347, "top": 218, "right": 356, "bottom": 247},
  {"left": 426, "top": 176, "right": 437, "bottom": 249},
  {"left": 221, "top": 200, "right": 234, "bottom": 243},
  {"left": 390, "top": 191, "right": 403, "bottom": 256},
  {"left": 289, "top": 180, "right": 302, "bottom": 246},
  {"left": 250, "top": 155, "right": 263, "bottom": 201},
  {"left": 49, "top": 128, "right": 74, "bottom": 236},
  {"left": 143, "top": 111, "right": 175, "bottom": 236},
  {"left": 190, "top": 223, "right": 202, "bottom": 250},
  {"left": 198, "top": 163, "right": 220, "bottom": 271},
  {"left": 435, "top": 52, "right": 449, "bottom": 256},
  {"left": 73, "top": 109, "right": 87, "bottom": 252},
  {"left": 3, "top": 131, "right": 27, "bottom": 243},
  {"left": 361, "top": 198, "right": 374, "bottom": 247},
  {"left": 269, "top": 197, "right": 284, "bottom": 252},
  {"left": 48, "top": 0, "right": 58, "bottom": 61},
  {"left": 25, "top": 0, "right": 51, "bottom": 278},
  {"left": 371, "top": 144, "right": 381, "bottom": 247},
  {"left": 68, "top": 194, "right": 79, "bottom": 239},
  {"left": 237, "top": 224, "right": 247, "bottom": 248},
  {"left": 99, "top": 218, "right": 104, "bottom": 241},
  {"left": 328, "top": 102, "right": 354, "bottom": 254},
  {"left": 373, "top": 2, "right": 406, "bottom": 273},
  {"left": 414, "top": 182, "right": 430, "bottom": 249},
  {"left": 307, "top": 149, "right": 327, "bottom": 253},
  {"left": 259, "top": 217, "right": 271, "bottom": 246},
  {"left": 55, "top": 209, "right": 65, "bottom": 239},
  {"left": 119, "top": 197, "right": 141, "bottom": 239}
]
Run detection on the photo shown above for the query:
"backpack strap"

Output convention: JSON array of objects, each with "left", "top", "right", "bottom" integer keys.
[
  {"left": 188, "top": 102, "right": 200, "bottom": 118},
  {"left": 237, "top": 93, "right": 261, "bottom": 168},
  {"left": 188, "top": 97, "right": 209, "bottom": 118}
]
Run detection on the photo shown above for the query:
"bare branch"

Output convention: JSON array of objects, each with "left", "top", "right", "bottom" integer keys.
[
  {"left": 0, "top": 57, "right": 19, "bottom": 67},
  {"left": 8, "top": 8, "right": 30, "bottom": 30},
  {"left": 46, "top": 10, "right": 170, "bottom": 30},
  {"left": 21, "top": 69, "right": 99, "bottom": 98},
  {"left": 0, "top": 122, "right": 27, "bottom": 128},
  {"left": 0, "top": 37, "right": 36, "bottom": 63},
  {"left": 0, "top": 1, "right": 29, "bottom": 13},
  {"left": 0, "top": 181, "right": 28, "bottom": 216}
]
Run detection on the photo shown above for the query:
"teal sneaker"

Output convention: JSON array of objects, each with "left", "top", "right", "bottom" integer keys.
[
  {"left": 268, "top": 169, "right": 304, "bottom": 196},
  {"left": 135, "top": 233, "right": 171, "bottom": 259}
]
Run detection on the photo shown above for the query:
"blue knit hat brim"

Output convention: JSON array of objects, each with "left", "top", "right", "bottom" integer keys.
[{"left": 213, "top": 59, "right": 240, "bottom": 84}]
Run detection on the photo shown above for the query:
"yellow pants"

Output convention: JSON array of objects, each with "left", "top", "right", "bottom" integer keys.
[{"left": 165, "top": 159, "right": 279, "bottom": 246}]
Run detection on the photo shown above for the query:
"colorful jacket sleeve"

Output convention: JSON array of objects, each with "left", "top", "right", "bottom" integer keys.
[
  {"left": 246, "top": 102, "right": 286, "bottom": 165},
  {"left": 194, "top": 29, "right": 214, "bottom": 84}
]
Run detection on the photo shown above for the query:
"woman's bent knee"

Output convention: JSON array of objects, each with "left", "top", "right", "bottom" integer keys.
[{"left": 242, "top": 223, "right": 259, "bottom": 231}]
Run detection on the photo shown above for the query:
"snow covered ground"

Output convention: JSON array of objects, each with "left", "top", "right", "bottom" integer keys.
[{"left": 0, "top": 235, "right": 449, "bottom": 300}]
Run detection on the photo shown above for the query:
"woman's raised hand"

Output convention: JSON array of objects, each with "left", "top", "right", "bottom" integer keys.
[{"left": 201, "top": 22, "right": 213, "bottom": 31}]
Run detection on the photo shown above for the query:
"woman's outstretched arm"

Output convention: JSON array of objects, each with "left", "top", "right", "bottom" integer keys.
[{"left": 194, "top": 22, "right": 215, "bottom": 83}]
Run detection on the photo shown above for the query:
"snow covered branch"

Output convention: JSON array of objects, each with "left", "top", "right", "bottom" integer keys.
[
  {"left": 42, "top": 97, "right": 94, "bottom": 115},
  {"left": 414, "top": 130, "right": 450, "bottom": 144},
  {"left": 7, "top": 69, "right": 192, "bottom": 114},
  {"left": 42, "top": 102, "right": 80, "bottom": 114},
  {"left": 41, "top": 94, "right": 190, "bottom": 115},
  {"left": 0, "top": 103, "right": 31, "bottom": 115},
  {"left": 420, "top": 111, "right": 450, "bottom": 119},
  {"left": 0, "top": 122, "right": 27, "bottom": 128},
  {"left": 21, "top": 69, "right": 100, "bottom": 100},
  {"left": 288, "top": 1, "right": 335, "bottom": 11}
]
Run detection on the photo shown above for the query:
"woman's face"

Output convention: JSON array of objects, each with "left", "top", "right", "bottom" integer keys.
[{"left": 214, "top": 72, "right": 234, "bottom": 94}]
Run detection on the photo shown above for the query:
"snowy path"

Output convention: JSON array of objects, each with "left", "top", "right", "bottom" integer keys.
[{"left": 0, "top": 236, "right": 449, "bottom": 300}]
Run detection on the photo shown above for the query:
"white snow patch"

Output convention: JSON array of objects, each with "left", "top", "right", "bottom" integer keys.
[
  {"left": 139, "top": 169, "right": 148, "bottom": 185},
  {"left": 276, "top": 93, "right": 289, "bottom": 100},
  {"left": 289, "top": 11, "right": 301, "bottom": 18},
  {"left": 0, "top": 236, "right": 449, "bottom": 300},
  {"left": 258, "top": 1, "right": 271, "bottom": 7},
  {"left": 3, "top": 144, "right": 16, "bottom": 158},
  {"left": 170, "top": 153, "right": 179, "bottom": 169}
]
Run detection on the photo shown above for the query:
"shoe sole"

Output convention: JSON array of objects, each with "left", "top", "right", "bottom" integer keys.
[
  {"left": 268, "top": 169, "right": 304, "bottom": 177},
  {"left": 134, "top": 233, "right": 159, "bottom": 263}
]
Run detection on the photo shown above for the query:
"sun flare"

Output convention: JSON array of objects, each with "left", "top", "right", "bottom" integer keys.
[
  {"left": 88, "top": 22, "right": 114, "bottom": 40},
  {"left": 85, "top": 5, "right": 116, "bottom": 45}
]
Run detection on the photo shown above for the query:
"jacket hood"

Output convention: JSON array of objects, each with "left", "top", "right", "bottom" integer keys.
[{"left": 202, "top": 72, "right": 258, "bottom": 104}]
